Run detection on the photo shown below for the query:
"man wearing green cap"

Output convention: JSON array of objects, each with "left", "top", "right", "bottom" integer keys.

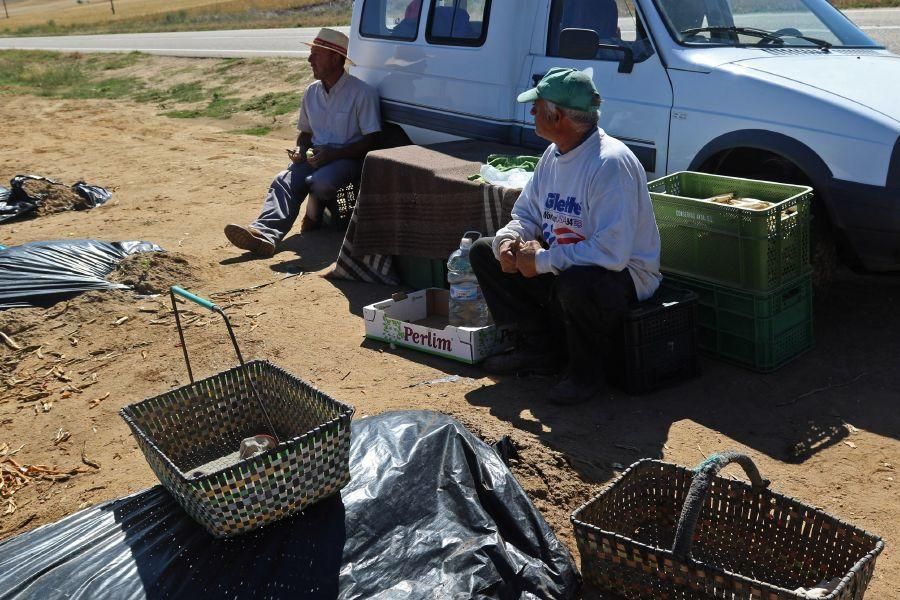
[{"left": 470, "top": 67, "right": 661, "bottom": 405}]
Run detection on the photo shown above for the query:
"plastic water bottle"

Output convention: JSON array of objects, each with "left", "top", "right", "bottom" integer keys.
[{"left": 447, "top": 231, "right": 491, "bottom": 327}]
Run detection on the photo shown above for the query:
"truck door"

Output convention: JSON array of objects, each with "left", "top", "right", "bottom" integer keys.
[{"left": 522, "top": 0, "right": 673, "bottom": 178}]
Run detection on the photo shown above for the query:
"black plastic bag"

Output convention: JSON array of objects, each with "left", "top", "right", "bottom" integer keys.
[
  {"left": 0, "top": 180, "right": 34, "bottom": 223},
  {"left": 0, "top": 411, "right": 580, "bottom": 599},
  {"left": 0, "top": 175, "right": 112, "bottom": 223},
  {"left": 0, "top": 239, "right": 162, "bottom": 308},
  {"left": 72, "top": 181, "right": 113, "bottom": 208}
]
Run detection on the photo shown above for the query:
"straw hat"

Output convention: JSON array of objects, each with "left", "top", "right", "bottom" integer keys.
[{"left": 303, "top": 27, "right": 354, "bottom": 65}]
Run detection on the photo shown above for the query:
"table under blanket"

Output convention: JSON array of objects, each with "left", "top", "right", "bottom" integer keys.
[{"left": 331, "top": 140, "right": 529, "bottom": 285}]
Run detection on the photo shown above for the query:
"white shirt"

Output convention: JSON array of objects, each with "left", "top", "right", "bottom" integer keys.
[
  {"left": 492, "top": 128, "right": 662, "bottom": 301},
  {"left": 297, "top": 71, "right": 381, "bottom": 146}
]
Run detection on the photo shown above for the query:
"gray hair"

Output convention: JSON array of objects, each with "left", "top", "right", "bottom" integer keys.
[{"left": 542, "top": 100, "right": 600, "bottom": 131}]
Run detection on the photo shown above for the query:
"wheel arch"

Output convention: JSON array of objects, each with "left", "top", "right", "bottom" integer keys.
[{"left": 687, "top": 129, "right": 834, "bottom": 216}]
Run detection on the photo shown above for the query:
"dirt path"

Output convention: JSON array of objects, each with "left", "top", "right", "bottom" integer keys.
[{"left": 1, "top": 94, "right": 898, "bottom": 598}]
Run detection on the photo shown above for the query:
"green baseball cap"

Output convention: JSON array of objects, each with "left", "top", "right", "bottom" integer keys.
[{"left": 516, "top": 67, "right": 601, "bottom": 112}]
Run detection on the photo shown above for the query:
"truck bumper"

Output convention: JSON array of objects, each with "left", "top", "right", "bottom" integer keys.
[{"left": 827, "top": 178, "right": 900, "bottom": 271}]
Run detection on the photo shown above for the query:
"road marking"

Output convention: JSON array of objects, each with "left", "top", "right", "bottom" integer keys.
[
  {"left": 0, "top": 46, "right": 310, "bottom": 54},
  {"left": 846, "top": 7, "right": 900, "bottom": 14}
]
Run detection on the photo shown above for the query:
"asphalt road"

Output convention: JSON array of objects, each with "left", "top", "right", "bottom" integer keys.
[
  {"left": 0, "top": 26, "right": 329, "bottom": 58},
  {"left": 0, "top": 7, "right": 898, "bottom": 55}
]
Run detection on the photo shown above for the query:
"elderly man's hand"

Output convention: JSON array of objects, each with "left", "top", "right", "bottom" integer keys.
[
  {"left": 515, "top": 240, "right": 543, "bottom": 278},
  {"left": 287, "top": 147, "right": 307, "bottom": 163},
  {"left": 307, "top": 146, "right": 337, "bottom": 169},
  {"left": 498, "top": 238, "right": 520, "bottom": 273}
]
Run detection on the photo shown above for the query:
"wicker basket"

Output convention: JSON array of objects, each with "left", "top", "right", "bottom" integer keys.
[
  {"left": 572, "top": 452, "right": 883, "bottom": 599},
  {"left": 120, "top": 287, "right": 354, "bottom": 538}
]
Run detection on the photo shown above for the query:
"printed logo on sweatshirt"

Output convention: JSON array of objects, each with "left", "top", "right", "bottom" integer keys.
[
  {"left": 542, "top": 223, "right": 586, "bottom": 246},
  {"left": 542, "top": 192, "right": 587, "bottom": 246},
  {"left": 544, "top": 193, "right": 582, "bottom": 215}
]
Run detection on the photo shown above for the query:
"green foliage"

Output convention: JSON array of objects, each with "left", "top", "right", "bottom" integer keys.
[
  {"left": 0, "top": 51, "right": 147, "bottom": 98},
  {"left": 0, "top": 50, "right": 304, "bottom": 130},
  {"left": 132, "top": 88, "right": 168, "bottom": 103},
  {"left": 240, "top": 91, "right": 298, "bottom": 116},
  {"left": 215, "top": 58, "right": 244, "bottom": 74},
  {"left": 163, "top": 93, "right": 241, "bottom": 119},
  {"left": 204, "top": 95, "right": 242, "bottom": 118},
  {"left": 168, "top": 82, "right": 206, "bottom": 103},
  {"left": 164, "top": 11, "right": 189, "bottom": 25},
  {"left": 64, "top": 77, "right": 144, "bottom": 99},
  {"left": 162, "top": 108, "right": 202, "bottom": 119},
  {"left": 100, "top": 52, "right": 145, "bottom": 71},
  {"left": 228, "top": 126, "right": 274, "bottom": 136},
  {"left": 134, "top": 81, "right": 206, "bottom": 104}
]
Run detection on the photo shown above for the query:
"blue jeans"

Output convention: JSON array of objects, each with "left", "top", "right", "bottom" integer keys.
[{"left": 251, "top": 158, "right": 362, "bottom": 244}]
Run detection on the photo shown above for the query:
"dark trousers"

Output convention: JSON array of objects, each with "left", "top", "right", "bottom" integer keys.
[{"left": 470, "top": 236, "right": 637, "bottom": 382}]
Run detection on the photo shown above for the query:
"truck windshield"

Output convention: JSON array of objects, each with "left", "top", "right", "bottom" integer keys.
[{"left": 654, "top": 0, "right": 881, "bottom": 49}]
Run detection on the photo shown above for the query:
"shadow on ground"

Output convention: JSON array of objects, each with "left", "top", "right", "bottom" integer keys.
[
  {"left": 270, "top": 229, "right": 346, "bottom": 274},
  {"left": 463, "top": 268, "right": 900, "bottom": 486}
]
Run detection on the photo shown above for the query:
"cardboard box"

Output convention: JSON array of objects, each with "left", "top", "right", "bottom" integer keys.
[{"left": 363, "top": 288, "right": 515, "bottom": 364}]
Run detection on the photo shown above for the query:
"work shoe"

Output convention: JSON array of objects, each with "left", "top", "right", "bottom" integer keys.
[
  {"left": 300, "top": 214, "right": 322, "bottom": 233},
  {"left": 224, "top": 224, "right": 276, "bottom": 258},
  {"left": 482, "top": 349, "right": 558, "bottom": 376},
  {"left": 546, "top": 376, "right": 608, "bottom": 406}
]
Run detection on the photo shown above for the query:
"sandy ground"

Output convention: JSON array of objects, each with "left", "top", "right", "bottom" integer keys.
[{"left": 0, "top": 94, "right": 898, "bottom": 599}]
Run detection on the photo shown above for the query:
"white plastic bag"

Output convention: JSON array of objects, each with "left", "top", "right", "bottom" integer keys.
[{"left": 480, "top": 164, "right": 534, "bottom": 189}]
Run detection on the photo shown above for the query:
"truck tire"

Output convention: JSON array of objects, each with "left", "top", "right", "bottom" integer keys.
[{"left": 701, "top": 149, "right": 840, "bottom": 288}]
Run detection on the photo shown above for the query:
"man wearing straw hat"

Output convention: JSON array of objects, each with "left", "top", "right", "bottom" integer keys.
[{"left": 225, "top": 27, "right": 381, "bottom": 257}]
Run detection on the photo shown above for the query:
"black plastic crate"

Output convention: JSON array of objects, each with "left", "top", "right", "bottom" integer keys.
[
  {"left": 622, "top": 283, "right": 699, "bottom": 394},
  {"left": 324, "top": 182, "right": 358, "bottom": 228},
  {"left": 664, "top": 272, "right": 813, "bottom": 372}
]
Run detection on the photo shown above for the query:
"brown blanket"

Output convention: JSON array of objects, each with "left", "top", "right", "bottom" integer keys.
[{"left": 350, "top": 140, "right": 529, "bottom": 260}]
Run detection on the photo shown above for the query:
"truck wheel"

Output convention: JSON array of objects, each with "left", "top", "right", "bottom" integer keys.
[{"left": 705, "top": 150, "right": 840, "bottom": 288}]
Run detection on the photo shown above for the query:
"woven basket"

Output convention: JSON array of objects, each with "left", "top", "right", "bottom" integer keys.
[
  {"left": 121, "top": 360, "right": 353, "bottom": 538},
  {"left": 572, "top": 452, "right": 883, "bottom": 599}
]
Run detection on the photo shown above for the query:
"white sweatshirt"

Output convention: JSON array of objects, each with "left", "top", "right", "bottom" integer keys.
[{"left": 492, "top": 128, "right": 662, "bottom": 301}]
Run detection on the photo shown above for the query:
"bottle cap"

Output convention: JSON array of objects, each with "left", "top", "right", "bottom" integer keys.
[{"left": 460, "top": 230, "right": 481, "bottom": 250}]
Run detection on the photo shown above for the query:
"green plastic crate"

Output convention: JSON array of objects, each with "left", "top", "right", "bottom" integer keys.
[
  {"left": 649, "top": 172, "right": 812, "bottom": 292},
  {"left": 394, "top": 255, "right": 448, "bottom": 290},
  {"left": 664, "top": 272, "right": 813, "bottom": 372}
]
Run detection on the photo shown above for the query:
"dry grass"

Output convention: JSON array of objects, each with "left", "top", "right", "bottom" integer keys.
[
  {"left": 0, "top": 50, "right": 313, "bottom": 136},
  {"left": 1, "top": 0, "right": 352, "bottom": 35},
  {"left": 0, "top": 0, "right": 893, "bottom": 36}
]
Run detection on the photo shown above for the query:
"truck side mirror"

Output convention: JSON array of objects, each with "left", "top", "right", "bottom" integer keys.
[
  {"left": 559, "top": 28, "right": 599, "bottom": 59},
  {"left": 559, "top": 28, "right": 635, "bottom": 74}
]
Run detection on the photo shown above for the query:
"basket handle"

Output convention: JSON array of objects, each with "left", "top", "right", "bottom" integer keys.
[
  {"left": 671, "top": 452, "right": 770, "bottom": 561},
  {"left": 170, "top": 286, "right": 279, "bottom": 443}
]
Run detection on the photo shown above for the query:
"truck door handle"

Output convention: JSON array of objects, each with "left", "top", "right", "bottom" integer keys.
[{"left": 532, "top": 73, "right": 544, "bottom": 86}]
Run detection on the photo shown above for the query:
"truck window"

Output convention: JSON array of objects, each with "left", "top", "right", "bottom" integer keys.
[
  {"left": 425, "top": 0, "right": 491, "bottom": 46},
  {"left": 547, "top": 0, "right": 655, "bottom": 62},
  {"left": 656, "top": 0, "right": 879, "bottom": 48},
  {"left": 360, "top": 0, "right": 423, "bottom": 41}
]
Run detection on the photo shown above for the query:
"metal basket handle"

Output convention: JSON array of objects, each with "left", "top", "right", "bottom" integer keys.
[
  {"left": 170, "top": 286, "right": 279, "bottom": 443},
  {"left": 671, "top": 451, "right": 770, "bottom": 561}
]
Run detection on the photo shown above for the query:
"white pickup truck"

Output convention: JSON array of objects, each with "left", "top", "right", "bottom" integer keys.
[{"left": 348, "top": 0, "right": 900, "bottom": 271}]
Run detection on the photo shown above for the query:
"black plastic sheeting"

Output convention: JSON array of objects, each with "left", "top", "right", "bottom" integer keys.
[
  {"left": 0, "top": 411, "right": 580, "bottom": 599},
  {"left": 0, "top": 175, "right": 112, "bottom": 224},
  {"left": 0, "top": 239, "right": 163, "bottom": 309}
]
